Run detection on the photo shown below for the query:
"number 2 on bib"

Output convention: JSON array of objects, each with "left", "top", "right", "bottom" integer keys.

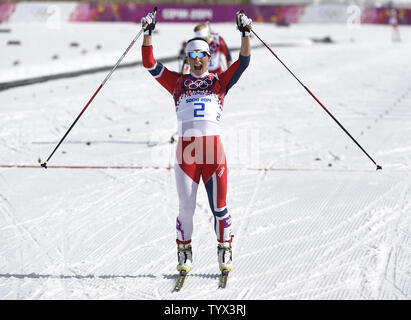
[{"left": 194, "top": 103, "right": 205, "bottom": 118}]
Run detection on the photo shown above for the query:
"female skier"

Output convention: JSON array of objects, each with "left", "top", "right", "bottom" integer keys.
[{"left": 140, "top": 10, "right": 251, "bottom": 274}]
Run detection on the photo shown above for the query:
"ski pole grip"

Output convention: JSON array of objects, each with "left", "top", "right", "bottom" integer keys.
[
  {"left": 237, "top": 10, "right": 252, "bottom": 31},
  {"left": 142, "top": 7, "right": 157, "bottom": 30}
]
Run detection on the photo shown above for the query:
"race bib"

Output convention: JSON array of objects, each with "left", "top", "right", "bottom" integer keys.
[{"left": 176, "top": 93, "right": 222, "bottom": 124}]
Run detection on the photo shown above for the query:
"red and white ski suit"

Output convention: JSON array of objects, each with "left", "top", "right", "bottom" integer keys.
[{"left": 142, "top": 45, "right": 249, "bottom": 244}]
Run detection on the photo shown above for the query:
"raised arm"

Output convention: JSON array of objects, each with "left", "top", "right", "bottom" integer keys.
[
  {"left": 140, "top": 11, "right": 180, "bottom": 95},
  {"left": 240, "top": 35, "right": 250, "bottom": 57},
  {"left": 219, "top": 12, "right": 252, "bottom": 94},
  {"left": 143, "top": 34, "right": 152, "bottom": 46},
  {"left": 238, "top": 12, "right": 251, "bottom": 57}
]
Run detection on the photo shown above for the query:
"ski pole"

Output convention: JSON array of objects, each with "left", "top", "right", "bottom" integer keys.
[
  {"left": 205, "top": 18, "right": 212, "bottom": 33},
  {"left": 243, "top": 19, "right": 382, "bottom": 170},
  {"left": 40, "top": 7, "right": 157, "bottom": 169}
]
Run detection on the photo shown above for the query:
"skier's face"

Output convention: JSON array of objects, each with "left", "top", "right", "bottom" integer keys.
[{"left": 188, "top": 53, "right": 210, "bottom": 76}]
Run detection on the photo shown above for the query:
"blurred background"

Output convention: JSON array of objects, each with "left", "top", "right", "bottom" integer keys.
[
  {"left": 1, "top": 0, "right": 411, "bottom": 24},
  {"left": 1, "top": 0, "right": 410, "bottom": 84}
]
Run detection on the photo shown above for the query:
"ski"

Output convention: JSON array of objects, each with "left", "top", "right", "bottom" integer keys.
[
  {"left": 219, "top": 269, "right": 230, "bottom": 289},
  {"left": 174, "top": 270, "right": 188, "bottom": 292}
]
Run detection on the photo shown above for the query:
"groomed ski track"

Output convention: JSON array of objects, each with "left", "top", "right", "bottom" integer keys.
[{"left": 0, "top": 23, "right": 411, "bottom": 299}]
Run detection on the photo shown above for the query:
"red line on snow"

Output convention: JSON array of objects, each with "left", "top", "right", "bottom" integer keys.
[
  {"left": 0, "top": 164, "right": 173, "bottom": 170},
  {"left": 0, "top": 164, "right": 377, "bottom": 173}
]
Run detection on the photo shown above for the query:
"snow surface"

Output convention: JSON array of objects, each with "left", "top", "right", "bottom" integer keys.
[{"left": 0, "top": 21, "right": 411, "bottom": 300}]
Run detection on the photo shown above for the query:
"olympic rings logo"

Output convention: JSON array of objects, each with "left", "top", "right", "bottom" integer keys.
[{"left": 184, "top": 77, "right": 213, "bottom": 90}]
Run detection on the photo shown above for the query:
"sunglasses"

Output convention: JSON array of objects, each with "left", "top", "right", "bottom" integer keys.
[{"left": 188, "top": 51, "right": 208, "bottom": 59}]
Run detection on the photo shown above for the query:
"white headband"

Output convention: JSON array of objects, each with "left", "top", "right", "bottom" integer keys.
[{"left": 185, "top": 39, "right": 210, "bottom": 56}]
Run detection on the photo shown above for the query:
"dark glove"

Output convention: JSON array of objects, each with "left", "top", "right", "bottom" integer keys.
[
  {"left": 141, "top": 12, "right": 156, "bottom": 35},
  {"left": 236, "top": 11, "right": 252, "bottom": 37}
]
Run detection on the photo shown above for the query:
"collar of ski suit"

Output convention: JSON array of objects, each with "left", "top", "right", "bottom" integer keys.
[{"left": 190, "top": 71, "right": 210, "bottom": 79}]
